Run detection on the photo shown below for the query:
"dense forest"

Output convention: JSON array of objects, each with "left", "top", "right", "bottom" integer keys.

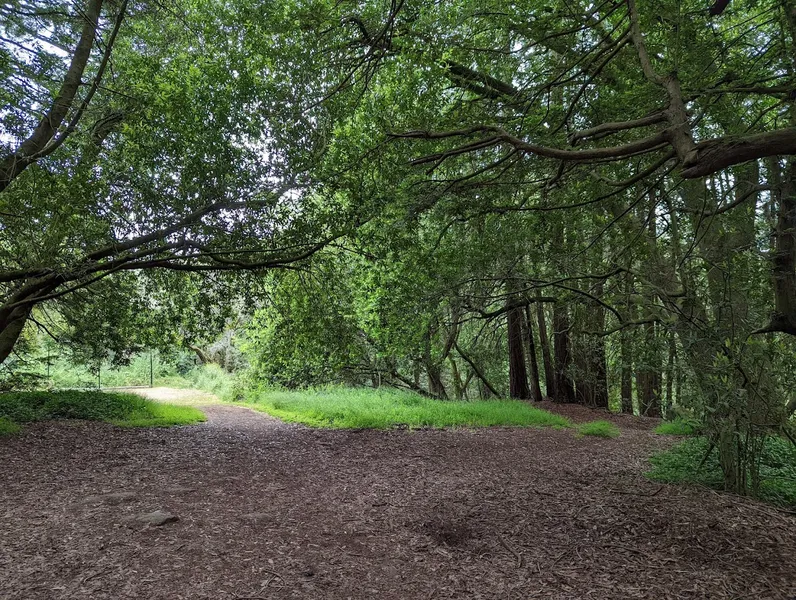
[{"left": 3, "top": 0, "right": 796, "bottom": 506}]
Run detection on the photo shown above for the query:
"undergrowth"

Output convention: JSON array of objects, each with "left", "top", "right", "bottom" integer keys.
[
  {"left": 577, "top": 420, "right": 620, "bottom": 438},
  {"left": 181, "top": 364, "right": 238, "bottom": 400},
  {"left": 648, "top": 437, "right": 796, "bottom": 509},
  {"left": 239, "top": 387, "right": 571, "bottom": 430},
  {"left": 0, "top": 416, "right": 20, "bottom": 435},
  {"left": 0, "top": 390, "right": 205, "bottom": 431},
  {"left": 654, "top": 418, "right": 698, "bottom": 436}
]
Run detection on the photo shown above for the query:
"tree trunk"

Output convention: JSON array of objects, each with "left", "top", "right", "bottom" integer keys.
[
  {"left": 574, "top": 343, "right": 594, "bottom": 406},
  {"left": 620, "top": 273, "right": 634, "bottom": 414},
  {"left": 766, "top": 159, "right": 796, "bottom": 334},
  {"left": 637, "top": 368, "right": 662, "bottom": 417},
  {"left": 590, "top": 283, "right": 609, "bottom": 408},
  {"left": 524, "top": 305, "right": 543, "bottom": 401},
  {"left": 0, "top": 308, "right": 30, "bottom": 365},
  {"left": 423, "top": 321, "right": 447, "bottom": 399},
  {"left": 593, "top": 336, "right": 609, "bottom": 409},
  {"left": 637, "top": 322, "right": 662, "bottom": 417},
  {"left": 449, "top": 355, "right": 464, "bottom": 400},
  {"left": 188, "top": 344, "right": 211, "bottom": 365},
  {"left": 664, "top": 330, "right": 676, "bottom": 418},
  {"left": 536, "top": 296, "right": 555, "bottom": 399},
  {"left": 426, "top": 363, "right": 447, "bottom": 399},
  {"left": 620, "top": 332, "right": 634, "bottom": 414},
  {"left": 553, "top": 303, "right": 576, "bottom": 402},
  {"left": 508, "top": 305, "right": 531, "bottom": 399}
]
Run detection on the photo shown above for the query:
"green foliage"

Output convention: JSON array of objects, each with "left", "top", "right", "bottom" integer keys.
[
  {"left": 0, "top": 391, "right": 205, "bottom": 429},
  {"left": 239, "top": 386, "right": 571, "bottom": 430},
  {"left": 243, "top": 259, "right": 365, "bottom": 388},
  {"left": 655, "top": 418, "right": 699, "bottom": 436},
  {"left": 577, "top": 421, "right": 620, "bottom": 439},
  {"left": 182, "top": 364, "right": 239, "bottom": 401},
  {"left": 1, "top": 346, "right": 193, "bottom": 390},
  {"left": 0, "top": 416, "right": 20, "bottom": 435},
  {"left": 648, "top": 437, "right": 796, "bottom": 509}
]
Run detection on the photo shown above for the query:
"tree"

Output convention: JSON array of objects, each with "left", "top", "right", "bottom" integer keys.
[
  {"left": 0, "top": 0, "right": 354, "bottom": 365},
  {"left": 257, "top": 0, "right": 796, "bottom": 496}
]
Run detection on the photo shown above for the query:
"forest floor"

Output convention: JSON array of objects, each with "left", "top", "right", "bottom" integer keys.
[{"left": 1, "top": 389, "right": 794, "bottom": 600}]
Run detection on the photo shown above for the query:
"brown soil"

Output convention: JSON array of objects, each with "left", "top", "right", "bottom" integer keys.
[{"left": 1, "top": 392, "right": 794, "bottom": 599}]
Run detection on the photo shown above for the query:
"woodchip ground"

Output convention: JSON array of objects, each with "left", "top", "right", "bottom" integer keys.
[{"left": 1, "top": 389, "right": 794, "bottom": 599}]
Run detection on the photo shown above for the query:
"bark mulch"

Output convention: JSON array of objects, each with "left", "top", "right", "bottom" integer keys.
[{"left": 1, "top": 397, "right": 794, "bottom": 599}]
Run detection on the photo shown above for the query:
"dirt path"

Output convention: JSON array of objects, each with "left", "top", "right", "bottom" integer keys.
[{"left": 0, "top": 390, "right": 794, "bottom": 599}]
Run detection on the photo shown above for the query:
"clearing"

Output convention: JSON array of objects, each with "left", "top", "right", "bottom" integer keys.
[{"left": 0, "top": 388, "right": 793, "bottom": 599}]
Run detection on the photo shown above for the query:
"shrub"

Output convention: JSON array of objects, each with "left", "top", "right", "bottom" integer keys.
[{"left": 648, "top": 437, "right": 796, "bottom": 508}]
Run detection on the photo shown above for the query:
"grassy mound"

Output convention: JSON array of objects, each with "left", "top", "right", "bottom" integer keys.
[
  {"left": 240, "top": 387, "right": 571, "bottom": 430},
  {"left": 577, "top": 420, "right": 620, "bottom": 438},
  {"left": 0, "top": 416, "right": 21, "bottom": 435},
  {"left": 648, "top": 437, "right": 796, "bottom": 509},
  {"left": 654, "top": 418, "right": 698, "bottom": 436},
  {"left": 0, "top": 390, "right": 205, "bottom": 434}
]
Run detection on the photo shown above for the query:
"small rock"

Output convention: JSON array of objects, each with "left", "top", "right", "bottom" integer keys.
[
  {"left": 84, "top": 492, "right": 136, "bottom": 505},
  {"left": 125, "top": 510, "right": 179, "bottom": 527}
]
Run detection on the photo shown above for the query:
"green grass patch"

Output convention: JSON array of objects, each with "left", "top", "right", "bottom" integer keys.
[
  {"left": 654, "top": 418, "right": 698, "bottom": 436},
  {"left": 0, "top": 416, "right": 20, "bottom": 435},
  {"left": 0, "top": 390, "right": 205, "bottom": 430},
  {"left": 238, "top": 387, "right": 571, "bottom": 430},
  {"left": 648, "top": 437, "right": 796, "bottom": 509},
  {"left": 577, "top": 420, "right": 620, "bottom": 438}
]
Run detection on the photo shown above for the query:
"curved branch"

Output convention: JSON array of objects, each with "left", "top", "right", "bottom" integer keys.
[
  {"left": 31, "top": 0, "right": 129, "bottom": 161},
  {"left": 682, "top": 129, "right": 796, "bottom": 178},
  {"left": 453, "top": 340, "right": 500, "bottom": 397},
  {"left": 394, "top": 126, "right": 669, "bottom": 165},
  {"left": 569, "top": 111, "right": 666, "bottom": 145},
  {"left": 0, "top": 0, "right": 104, "bottom": 192}
]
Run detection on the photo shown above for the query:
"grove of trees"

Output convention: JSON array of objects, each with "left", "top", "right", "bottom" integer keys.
[{"left": 3, "top": 0, "right": 796, "bottom": 498}]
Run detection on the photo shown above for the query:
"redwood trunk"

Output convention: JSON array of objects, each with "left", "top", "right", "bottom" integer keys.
[
  {"left": 508, "top": 305, "right": 531, "bottom": 399},
  {"left": 553, "top": 304, "right": 576, "bottom": 402}
]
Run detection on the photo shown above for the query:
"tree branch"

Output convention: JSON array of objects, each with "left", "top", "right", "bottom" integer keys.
[
  {"left": 682, "top": 130, "right": 796, "bottom": 178},
  {"left": 453, "top": 340, "right": 500, "bottom": 397},
  {"left": 0, "top": 0, "right": 104, "bottom": 192},
  {"left": 569, "top": 112, "right": 666, "bottom": 145},
  {"left": 394, "top": 126, "right": 669, "bottom": 165}
]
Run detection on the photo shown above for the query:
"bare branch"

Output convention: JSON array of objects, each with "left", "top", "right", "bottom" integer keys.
[{"left": 569, "top": 112, "right": 666, "bottom": 145}]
